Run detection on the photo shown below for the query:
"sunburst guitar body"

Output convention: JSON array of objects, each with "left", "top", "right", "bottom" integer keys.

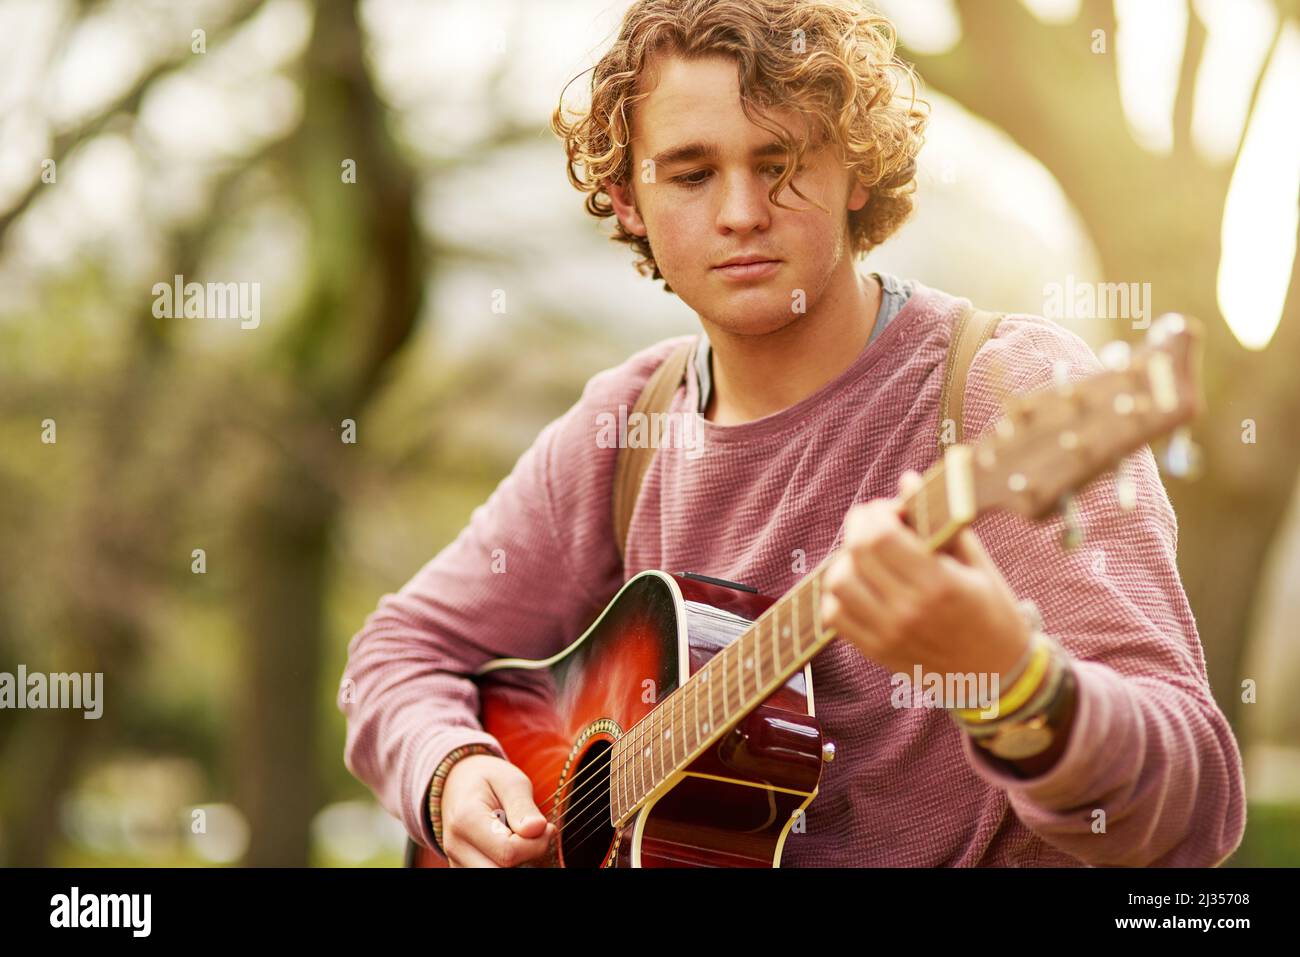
[{"left": 408, "top": 570, "right": 824, "bottom": 868}]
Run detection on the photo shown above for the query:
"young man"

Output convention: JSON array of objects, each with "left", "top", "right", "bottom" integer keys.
[{"left": 340, "top": 0, "right": 1245, "bottom": 867}]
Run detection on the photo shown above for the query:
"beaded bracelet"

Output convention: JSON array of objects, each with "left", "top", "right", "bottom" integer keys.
[
  {"left": 956, "top": 636, "right": 1069, "bottom": 739},
  {"left": 951, "top": 598, "right": 1048, "bottom": 724},
  {"left": 951, "top": 631, "right": 1052, "bottom": 724},
  {"left": 999, "top": 599, "right": 1046, "bottom": 687}
]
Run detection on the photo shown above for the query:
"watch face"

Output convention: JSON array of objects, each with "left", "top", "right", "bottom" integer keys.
[{"left": 989, "top": 725, "right": 1054, "bottom": 760}]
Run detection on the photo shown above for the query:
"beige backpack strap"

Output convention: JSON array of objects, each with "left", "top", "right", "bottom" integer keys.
[
  {"left": 938, "top": 304, "right": 1003, "bottom": 454},
  {"left": 612, "top": 339, "right": 696, "bottom": 560}
]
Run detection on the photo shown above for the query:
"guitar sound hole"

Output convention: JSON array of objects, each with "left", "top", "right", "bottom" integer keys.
[{"left": 558, "top": 739, "right": 614, "bottom": 868}]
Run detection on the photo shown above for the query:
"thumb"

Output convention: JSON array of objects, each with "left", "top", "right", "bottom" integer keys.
[
  {"left": 489, "top": 766, "right": 550, "bottom": 840},
  {"left": 895, "top": 469, "right": 924, "bottom": 513}
]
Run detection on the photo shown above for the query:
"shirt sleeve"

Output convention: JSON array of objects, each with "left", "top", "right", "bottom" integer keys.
[
  {"left": 338, "top": 337, "right": 689, "bottom": 851},
  {"left": 952, "top": 315, "right": 1247, "bottom": 867}
]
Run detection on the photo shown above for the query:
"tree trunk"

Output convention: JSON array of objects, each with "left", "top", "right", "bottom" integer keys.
[{"left": 231, "top": 0, "right": 423, "bottom": 865}]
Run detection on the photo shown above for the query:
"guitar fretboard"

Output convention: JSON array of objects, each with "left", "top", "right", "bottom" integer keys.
[{"left": 607, "top": 455, "right": 968, "bottom": 826}]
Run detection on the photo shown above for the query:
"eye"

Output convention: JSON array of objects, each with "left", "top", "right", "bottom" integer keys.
[
  {"left": 671, "top": 170, "right": 711, "bottom": 190},
  {"left": 669, "top": 163, "right": 805, "bottom": 191},
  {"left": 763, "top": 162, "right": 804, "bottom": 177}
]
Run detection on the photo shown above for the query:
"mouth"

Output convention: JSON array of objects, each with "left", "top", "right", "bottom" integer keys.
[{"left": 712, "top": 259, "right": 782, "bottom": 281}]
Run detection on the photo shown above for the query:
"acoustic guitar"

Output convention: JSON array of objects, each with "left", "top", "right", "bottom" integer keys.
[{"left": 408, "top": 315, "right": 1203, "bottom": 868}]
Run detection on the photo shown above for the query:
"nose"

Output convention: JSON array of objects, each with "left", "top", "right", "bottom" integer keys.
[{"left": 715, "top": 170, "right": 773, "bottom": 235}]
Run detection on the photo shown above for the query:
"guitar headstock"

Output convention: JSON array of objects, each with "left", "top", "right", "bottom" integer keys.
[{"left": 969, "top": 314, "right": 1204, "bottom": 520}]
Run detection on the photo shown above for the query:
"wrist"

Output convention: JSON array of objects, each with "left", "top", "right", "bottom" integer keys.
[
  {"left": 952, "top": 598, "right": 1042, "bottom": 723},
  {"left": 998, "top": 664, "right": 1078, "bottom": 778},
  {"left": 427, "top": 743, "right": 500, "bottom": 853},
  {"left": 953, "top": 634, "right": 1050, "bottom": 725},
  {"left": 997, "top": 599, "right": 1043, "bottom": 685},
  {"left": 955, "top": 638, "right": 1075, "bottom": 763}
]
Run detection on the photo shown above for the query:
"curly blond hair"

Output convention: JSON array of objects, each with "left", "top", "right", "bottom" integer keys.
[{"left": 551, "top": 0, "right": 929, "bottom": 289}]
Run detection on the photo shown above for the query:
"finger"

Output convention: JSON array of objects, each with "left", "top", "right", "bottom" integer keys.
[
  {"left": 945, "top": 526, "right": 998, "bottom": 575},
  {"left": 896, "top": 469, "right": 924, "bottom": 501},
  {"left": 941, "top": 531, "right": 1018, "bottom": 610},
  {"left": 446, "top": 840, "right": 501, "bottom": 869},
  {"left": 821, "top": 578, "right": 886, "bottom": 658},
  {"left": 870, "top": 518, "right": 936, "bottom": 592},
  {"left": 844, "top": 504, "right": 925, "bottom": 602},
  {"left": 845, "top": 500, "right": 910, "bottom": 565},
  {"left": 490, "top": 766, "right": 549, "bottom": 839},
  {"left": 459, "top": 804, "right": 555, "bottom": 868},
  {"left": 821, "top": 553, "right": 890, "bottom": 649},
  {"left": 893, "top": 469, "right": 924, "bottom": 521}
]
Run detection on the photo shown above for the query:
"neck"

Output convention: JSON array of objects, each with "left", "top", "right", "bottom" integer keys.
[{"left": 702, "top": 264, "right": 882, "bottom": 425}]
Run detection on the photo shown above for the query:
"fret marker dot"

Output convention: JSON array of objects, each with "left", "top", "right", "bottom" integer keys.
[
  {"left": 643, "top": 746, "right": 651, "bottom": 757},
  {"left": 782, "top": 626, "right": 791, "bottom": 638},
  {"left": 663, "top": 728, "right": 671, "bottom": 738},
  {"left": 702, "top": 722, "right": 710, "bottom": 733},
  {"left": 745, "top": 656, "right": 753, "bottom": 669}
]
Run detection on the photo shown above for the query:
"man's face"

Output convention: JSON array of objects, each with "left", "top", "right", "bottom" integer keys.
[{"left": 608, "top": 53, "right": 869, "bottom": 337}]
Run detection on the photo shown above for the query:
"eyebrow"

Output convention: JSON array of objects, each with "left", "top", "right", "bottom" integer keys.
[{"left": 650, "top": 139, "right": 808, "bottom": 167}]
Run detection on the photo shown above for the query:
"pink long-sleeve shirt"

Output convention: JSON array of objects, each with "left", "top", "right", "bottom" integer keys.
[{"left": 340, "top": 280, "right": 1246, "bottom": 867}]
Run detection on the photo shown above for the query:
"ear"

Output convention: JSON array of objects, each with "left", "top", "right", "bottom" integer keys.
[
  {"left": 606, "top": 178, "right": 648, "bottom": 237},
  {"left": 847, "top": 177, "right": 870, "bottom": 213}
]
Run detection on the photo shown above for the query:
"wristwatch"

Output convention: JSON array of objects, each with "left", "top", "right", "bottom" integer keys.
[{"left": 976, "top": 660, "right": 1076, "bottom": 760}]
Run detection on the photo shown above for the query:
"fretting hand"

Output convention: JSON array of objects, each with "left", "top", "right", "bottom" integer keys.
[{"left": 819, "top": 470, "right": 1032, "bottom": 684}]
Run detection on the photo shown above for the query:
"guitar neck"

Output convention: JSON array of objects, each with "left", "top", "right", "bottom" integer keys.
[{"left": 609, "top": 451, "right": 971, "bottom": 825}]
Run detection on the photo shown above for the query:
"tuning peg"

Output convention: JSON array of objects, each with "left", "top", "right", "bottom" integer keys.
[
  {"left": 1098, "top": 340, "right": 1131, "bottom": 371},
  {"left": 1146, "top": 313, "right": 1187, "bottom": 347},
  {"left": 1115, "top": 456, "right": 1137, "bottom": 510},
  {"left": 1161, "top": 426, "right": 1202, "bottom": 479},
  {"left": 1058, "top": 494, "right": 1084, "bottom": 550}
]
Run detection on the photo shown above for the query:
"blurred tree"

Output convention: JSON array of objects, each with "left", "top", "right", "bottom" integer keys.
[
  {"left": 0, "top": 0, "right": 424, "bottom": 865},
  {"left": 224, "top": 0, "right": 423, "bottom": 866},
  {"left": 902, "top": 0, "right": 1300, "bottom": 728},
  {"left": 0, "top": 0, "right": 272, "bottom": 868}
]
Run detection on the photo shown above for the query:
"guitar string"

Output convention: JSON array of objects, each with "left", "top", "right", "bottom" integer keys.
[
  {"left": 538, "top": 619, "right": 806, "bottom": 840},
  {"left": 537, "top": 664, "right": 760, "bottom": 833},
  {"left": 535, "top": 606, "right": 805, "bottom": 823},
  {"left": 538, "top": 689, "right": 698, "bottom": 828},
  {"left": 532, "top": 652, "right": 742, "bottom": 818},
  {"left": 541, "top": 575, "right": 826, "bottom": 824},
  {"left": 559, "top": 655, "right": 759, "bottom": 832},
  {"left": 562, "top": 794, "right": 625, "bottom": 860},
  {"left": 556, "top": 634, "right": 815, "bottom": 856},
  {"left": 555, "top": 681, "right": 764, "bottom": 856},
  {"left": 553, "top": 757, "right": 616, "bottom": 855},
  {"left": 560, "top": 800, "right": 619, "bottom": 863}
]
